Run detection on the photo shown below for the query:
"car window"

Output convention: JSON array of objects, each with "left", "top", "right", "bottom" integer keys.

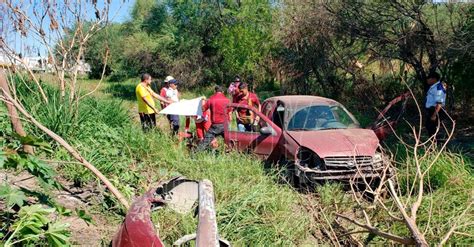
[
  {"left": 261, "top": 102, "right": 274, "bottom": 117},
  {"left": 272, "top": 104, "right": 284, "bottom": 129},
  {"left": 287, "top": 105, "right": 358, "bottom": 130},
  {"left": 229, "top": 107, "right": 269, "bottom": 133},
  {"left": 332, "top": 106, "right": 355, "bottom": 127}
]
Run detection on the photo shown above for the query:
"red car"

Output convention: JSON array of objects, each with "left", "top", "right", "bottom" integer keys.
[
  {"left": 112, "top": 177, "right": 230, "bottom": 247},
  {"left": 224, "top": 94, "right": 409, "bottom": 184}
]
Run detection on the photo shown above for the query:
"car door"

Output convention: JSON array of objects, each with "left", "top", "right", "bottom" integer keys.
[
  {"left": 224, "top": 103, "right": 282, "bottom": 158},
  {"left": 370, "top": 92, "right": 412, "bottom": 141},
  {"left": 261, "top": 100, "right": 275, "bottom": 120}
]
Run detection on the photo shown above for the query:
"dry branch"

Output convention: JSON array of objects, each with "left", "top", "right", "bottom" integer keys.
[
  {"left": 0, "top": 70, "right": 34, "bottom": 154},
  {"left": 0, "top": 83, "right": 130, "bottom": 209},
  {"left": 336, "top": 213, "right": 415, "bottom": 245}
]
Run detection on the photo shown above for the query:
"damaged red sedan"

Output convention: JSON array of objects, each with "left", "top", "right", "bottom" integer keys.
[{"left": 225, "top": 95, "right": 403, "bottom": 185}]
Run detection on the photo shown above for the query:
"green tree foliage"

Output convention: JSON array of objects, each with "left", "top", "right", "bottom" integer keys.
[
  {"left": 215, "top": 1, "right": 274, "bottom": 84},
  {"left": 81, "top": 1, "right": 472, "bottom": 114},
  {"left": 444, "top": 5, "right": 474, "bottom": 113},
  {"left": 83, "top": 0, "right": 275, "bottom": 87}
]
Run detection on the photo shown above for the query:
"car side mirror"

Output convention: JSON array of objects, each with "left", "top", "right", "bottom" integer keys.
[{"left": 260, "top": 127, "right": 273, "bottom": 135}]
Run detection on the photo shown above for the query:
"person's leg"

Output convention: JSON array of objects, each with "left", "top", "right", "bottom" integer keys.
[
  {"left": 244, "top": 123, "right": 252, "bottom": 132},
  {"left": 204, "top": 120, "right": 212, "bottom": 131},
  {"left": 196, "top": 122, "right": 205, "bottom": 140},
  {"left": 150, "top": 113, "right": 157, "bottom": 129},
  {"left": 166, "top": 115, "right": 172, "bottom": 130},
  {"left": 237, "top": 124, "right": 246, "bottom": 132},
  {"left": 142, "top": 114, "right": 154, "bottom": 132},
  {"left": 139, "top": 113, "right": 147, "bottom": 131},
  {"left": 185, "top": 117, "right": 191, "bottom": 132},
  {"left": 213, "top": 124, "right": 225, "bottom": 137},
  {"left": 212, "top": 124, "right": 225, "bottom": 149},
  {"left": 170, "top": 115, "right": 180, "bottom": 135},
  {"left": 196, "top": 124, "right": 223, "bottom": 151},
  {"left": 425, "top": 108, "right": 437, "bottom": 138}
]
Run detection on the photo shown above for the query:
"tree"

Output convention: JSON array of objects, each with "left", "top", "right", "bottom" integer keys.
[
  {"left": 215, "top": 1, "right": 275, "bottom": 86},
  {"left": 325, "top": 1, "right": 470, "bottom": 91}
]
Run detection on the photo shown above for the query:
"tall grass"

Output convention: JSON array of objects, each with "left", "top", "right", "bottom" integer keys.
[
  {"left": 7, "top": 77, "right": 472, "bottom": 245},
  {"left": 6, "top": 79, "right": 312, "bottom": 245},
  {"left": 392, "top": 150, "right": 474, "bottom": 244}
]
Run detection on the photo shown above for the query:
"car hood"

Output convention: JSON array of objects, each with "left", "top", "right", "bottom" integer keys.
[{"left": 287, "top": 128, "right": 379, "bottom": 158}]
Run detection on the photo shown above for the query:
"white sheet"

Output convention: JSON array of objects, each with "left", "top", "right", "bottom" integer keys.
[{"left": 159, "top": 97, "right": 203, "bottom": 116}]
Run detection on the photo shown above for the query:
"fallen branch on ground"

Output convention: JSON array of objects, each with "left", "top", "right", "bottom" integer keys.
[
  {"left": 336, "top": 213, "right": 415, "bottom": 245},
  {"left": 0, "top": 83, "right": 130, "bottom": 209}
]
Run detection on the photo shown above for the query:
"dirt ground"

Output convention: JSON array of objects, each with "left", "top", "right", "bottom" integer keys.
[{"left": 0, "top": 170, "right": 117, "bottom": 246}]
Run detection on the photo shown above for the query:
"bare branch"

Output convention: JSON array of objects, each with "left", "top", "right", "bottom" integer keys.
[
  {"left": 336, "top": 213, "right": 415, "bottom": 245},
  {"left": 0, "top": 80, "right": 130, "bottom": 209}
]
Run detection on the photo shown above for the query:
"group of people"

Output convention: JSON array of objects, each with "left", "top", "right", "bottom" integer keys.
[
  {"left": 136, "top": 71, "right": 448, "bottom": 151},
  {"left": 135, "top": 74, "right": 262, "bottom": 151}
]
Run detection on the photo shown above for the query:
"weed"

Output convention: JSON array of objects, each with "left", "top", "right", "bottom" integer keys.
[
  {"left": 3, "top": 79, "right": 312, "bottom": 245},
  {"left": 2, "top": 204, "right": 71, "bottom": 247}
]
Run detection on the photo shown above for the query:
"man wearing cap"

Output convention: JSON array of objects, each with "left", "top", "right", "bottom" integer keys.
[
  {"left": 197, "top": 85, "right": 230, "bottom": 151},
  {"left": 425, "top": 71, "right": 447, "bottom": 139},
  {"left": 165, "top": 77, "right": 181, "bottom": 135},
  {"left": 136, "top": 73, "right": 171, "bottom": 131},
  {"left": 234, "top": 82, "right": 261, "bottom": 132}
]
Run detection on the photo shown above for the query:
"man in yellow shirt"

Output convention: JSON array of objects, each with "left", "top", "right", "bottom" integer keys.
[{"left": 136, "top": 73, "right": 171, "bottom": 131}]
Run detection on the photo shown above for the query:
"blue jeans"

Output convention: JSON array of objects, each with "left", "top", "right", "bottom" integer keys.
[
  {"left": 237, "top": 121, "right": 252, "bottom": 132},
  {"left": 196, "top": 124, "right": 224, "bottom": 151},
  {"left": 167, "top": 115, "right": 180, "bottom": 134}
]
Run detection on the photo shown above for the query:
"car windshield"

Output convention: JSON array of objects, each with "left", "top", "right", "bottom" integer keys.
[{"left": 287, "top": 105, "right": 359, "bottom": 131}]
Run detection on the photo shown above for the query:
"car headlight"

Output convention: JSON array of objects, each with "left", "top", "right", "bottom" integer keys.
[
  {"left": 297, "top": 148, "right": 324, "bottom": 170},
  {"left": 373, "top": 152, "right": 383, "bottom": 163}
]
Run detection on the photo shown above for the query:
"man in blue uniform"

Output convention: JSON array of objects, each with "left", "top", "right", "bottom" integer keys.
[{"left": 425, "top": 72, "right": 447, "bottom": 139}]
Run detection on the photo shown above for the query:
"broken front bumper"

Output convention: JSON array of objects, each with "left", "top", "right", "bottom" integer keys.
[{"left": 294, "top": 157, "right": 389, "bottom": 181}]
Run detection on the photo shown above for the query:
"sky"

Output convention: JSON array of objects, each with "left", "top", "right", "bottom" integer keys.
[
  {"left": 3, "top": 0, "right": 135, "bottom": 57},
  {"left": 107, "top": 0, "right": 135, "bottom": 23}
]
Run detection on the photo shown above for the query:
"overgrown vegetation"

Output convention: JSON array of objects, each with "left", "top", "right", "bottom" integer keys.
[
  {"left": 1, "top": 80, "right": 312, "bottom": 245},
  {"left": 79, "top": 1, "right": 473, "bottom": 120},
  {"left": 1, "top": 0, "right": 473, "bottom": 245}
]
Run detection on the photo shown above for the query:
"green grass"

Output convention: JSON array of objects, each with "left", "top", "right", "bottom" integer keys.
[
  {"left": 3, "top": 76, "right": 473, "bottom": 245},
  {"left": 1, "top": 78, "right": 312, "bottom": 245}
]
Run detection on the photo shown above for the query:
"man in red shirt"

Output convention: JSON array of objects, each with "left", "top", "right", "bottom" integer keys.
[
  {"left": 197, "top": 85, "right": 230, "bottom": 151},
  {"left": 234, "top": 83, "right": 261, "bottom": 132}
]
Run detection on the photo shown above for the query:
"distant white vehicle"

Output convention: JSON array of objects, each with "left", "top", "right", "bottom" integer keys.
[
  {"left": 0, "top": 53, "right": 14, "bottom": 68},
  {"left": 70, "top": 60, "right": 91, "bottom": 75},
  {"left": 0, "top": 52, "right": 50, "bottom": 72},
  {"left": 23, "top": 56, "right": 49, "bottom": 72},
  {"left": 0, "top": 51, "right": 91, "bottom": 75}
]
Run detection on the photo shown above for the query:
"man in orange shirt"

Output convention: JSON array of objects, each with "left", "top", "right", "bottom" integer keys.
[
  {"left": 234, "top": 83, "right": 261, "bottom": 132},
  {"left": 136, "top": 73, "right": 171, "bottom": 131}
]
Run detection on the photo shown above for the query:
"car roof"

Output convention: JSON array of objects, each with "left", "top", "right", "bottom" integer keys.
[{"left": 266, "top": 95, "right": 340, "bottom": 107}]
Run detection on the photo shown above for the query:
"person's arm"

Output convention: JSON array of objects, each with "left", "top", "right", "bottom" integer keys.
[
  {"left": 138, "top": 85, "right": 159, "bottom": 113},
  {"left": 253, "top": 96, "right": 261, "bottom": 122},
  {"left": 431, "top": 84, "right": 446, "bottom": 121},
  {"left": 202, "top": 99, "right": 209, "bottom": 112},
  {"left": 431, "top": 104, "right": 442, "bottom": 121},
  {"left": 142, "top": 96, "right": 158, "bottom": 113},
  {"left": 152, "top": 90, "right": 172, "bottom": 104}
]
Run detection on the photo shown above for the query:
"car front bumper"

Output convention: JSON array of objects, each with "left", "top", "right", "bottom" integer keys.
[{"left": 294, "top": 160, "right": 390, "bottom": 181}]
